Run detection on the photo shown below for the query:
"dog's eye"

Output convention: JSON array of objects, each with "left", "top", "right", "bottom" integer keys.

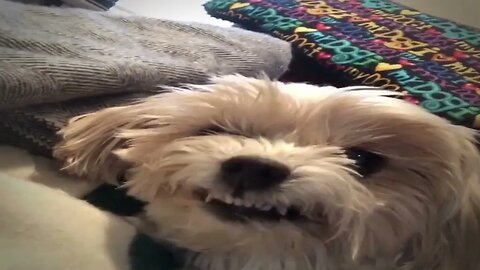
[
  {"left": 197, "top": 126, "right": 225, "bottom": 136},
  {"left": 345, "top": 148, "right": 386, "bottom": 177},
  {"left": 197, "top": 126, "right": 239, "bottom": 136}
]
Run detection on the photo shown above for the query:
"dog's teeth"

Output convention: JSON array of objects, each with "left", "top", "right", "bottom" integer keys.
[
  {"left": 376, "top": 201, "right": 386, "bottom": 207},
  {"left": 260, "top": 205, "right": 272, "bottom": 211},
  {"left": 233, "top": 198, "right": 243, "bottom": 206},
  {"left": 243, "top": 200, "right": 253, "bottom": 207},
  {"left": 225, "top": 195, "right": 233, "bottom": 204},
  {"left": 276, "top": 206, "right": 287, "bottom": 215}
]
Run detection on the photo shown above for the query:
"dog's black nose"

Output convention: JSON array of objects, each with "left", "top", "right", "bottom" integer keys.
[{"left": 220, "top": 156, "right": 290, "bottom": 195}]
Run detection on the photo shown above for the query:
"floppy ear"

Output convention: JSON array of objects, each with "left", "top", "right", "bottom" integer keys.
[
  {"left": 423, "top": 127, "right": 480, "bottom": 270},
  {"left": 441, "top": 130, "right": 480, "bottom": 270},
  {"left": 54, "top": 94, "right": 177, "bottom": 184},
  {"left": 55, "top": 103, "right": 144, "bottom": 183}
]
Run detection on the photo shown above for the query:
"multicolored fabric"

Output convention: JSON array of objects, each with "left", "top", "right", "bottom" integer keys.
[{"left": 205, "top": 0, "right": 480, "bottom": 128}]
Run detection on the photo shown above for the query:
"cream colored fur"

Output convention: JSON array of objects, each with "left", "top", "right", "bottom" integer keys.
[{"left": 55, "top": 75, "right": 480, "bottom": 270}]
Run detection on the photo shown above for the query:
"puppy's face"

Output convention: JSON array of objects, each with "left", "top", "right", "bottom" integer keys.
[{"left": 56, "top": 75, "right": 480, "bottom": 269}]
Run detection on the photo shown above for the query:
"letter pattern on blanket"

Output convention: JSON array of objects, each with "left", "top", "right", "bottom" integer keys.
[{"left": 205, "top": 0, "right": 480, "bottom": 128}]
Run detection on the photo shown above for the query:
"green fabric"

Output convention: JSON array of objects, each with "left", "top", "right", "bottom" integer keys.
[{"left": 129, "top": 234, "right": 182, "bottom": 270}]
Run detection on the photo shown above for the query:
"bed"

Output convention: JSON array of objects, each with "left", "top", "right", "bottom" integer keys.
[{"left": 0, "top": 0, "right": 478, "bottom": 269}]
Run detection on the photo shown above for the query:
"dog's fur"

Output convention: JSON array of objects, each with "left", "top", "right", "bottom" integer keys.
[{"left": 55, "top": 75, "right": 480, "bottom": 270}]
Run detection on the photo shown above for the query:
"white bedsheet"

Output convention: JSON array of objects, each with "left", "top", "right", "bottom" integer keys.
[
  {"left": 0, "top": 172, "right": 135, "bottom": 270},
  {"left": 0, "top": 145, "right": 99, "bottom": 198}
]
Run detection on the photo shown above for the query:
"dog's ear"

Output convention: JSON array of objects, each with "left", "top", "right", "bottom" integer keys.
[
  {"left": 423, "top": 127, "right": 480, "bottom": 270},
  {"left": 54, "top": 95, "right": 175, "bottom": 184},
  {"left": 443, "top": 130, "right": 480, "bottom": 270}
]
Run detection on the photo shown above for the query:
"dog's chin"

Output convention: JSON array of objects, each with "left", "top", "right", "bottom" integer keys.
[{"left": 142, "top": 187, "right": 330, "bottom": 254}]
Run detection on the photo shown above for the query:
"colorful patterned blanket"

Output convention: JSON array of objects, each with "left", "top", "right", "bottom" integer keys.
[{"left": 205, "top": 0, "right": 480, "bottom": 129}]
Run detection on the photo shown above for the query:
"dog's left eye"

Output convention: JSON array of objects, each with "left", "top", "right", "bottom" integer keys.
[
  {"left": 197, "top": 125, "right": 241, "bottom": 136},
  {"left": 197, "top": 126, "right": 226, "bottom": 136},
  {"left": 345, "top": 148, "right": 386, "bottom": 177}
]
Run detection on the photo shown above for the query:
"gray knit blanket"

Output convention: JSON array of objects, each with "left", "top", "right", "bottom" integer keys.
[{"left": 0, "top": 0, "right": 291, "bottom": 155}]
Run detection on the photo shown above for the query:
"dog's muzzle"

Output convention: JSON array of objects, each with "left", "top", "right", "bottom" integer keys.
[{"left": 193, "top": 156, "right": 305, "bottom": 223}]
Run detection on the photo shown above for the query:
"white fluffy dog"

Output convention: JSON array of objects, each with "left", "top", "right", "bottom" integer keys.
[{"left": 55, "top": 75, "right": 480, "bottom": 270}]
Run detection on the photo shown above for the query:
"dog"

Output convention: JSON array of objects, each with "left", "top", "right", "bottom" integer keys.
[{"left": 55, "top": 75, "right": 480, "bottom": 270}]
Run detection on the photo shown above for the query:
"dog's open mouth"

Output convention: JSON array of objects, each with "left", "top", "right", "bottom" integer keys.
[{"left": 194, "top": 189, "right": 302, "bottom": 222}]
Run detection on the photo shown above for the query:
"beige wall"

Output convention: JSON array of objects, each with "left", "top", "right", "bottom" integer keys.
[
  {"left": 113, "top": 0, "right": 480, "bottom": 29},
  {"left": 394, "top": 0, "right": 480, "bottom": 28},
  {"left": 112, "top": 0, "right": 231, "bottom": 27}
]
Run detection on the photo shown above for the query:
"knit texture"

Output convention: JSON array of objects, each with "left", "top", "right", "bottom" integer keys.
[
  {"left": 0, "top": 0, "right": 291, "bottom": 155},
  {"left": 204, "top": 0, "right": 480, "bottom": 128}
]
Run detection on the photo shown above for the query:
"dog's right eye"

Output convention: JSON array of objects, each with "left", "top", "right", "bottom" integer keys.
[
  {"left": 345, "top": 148, "right": 386, "bottom": 177},
  {"left": 197, "top": 126, "right": 231, "bottom": 136}
]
